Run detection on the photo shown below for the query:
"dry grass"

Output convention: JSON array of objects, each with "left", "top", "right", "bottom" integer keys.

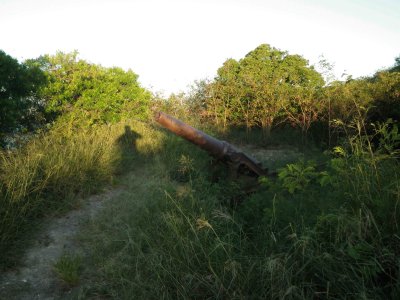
[{"left": 0, "top": 119, "right": 164, "bottom": 268}]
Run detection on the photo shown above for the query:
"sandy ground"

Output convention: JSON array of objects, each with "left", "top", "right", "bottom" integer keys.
[{"left": 0, "top": 189, "right": 122, "bottom": 300}]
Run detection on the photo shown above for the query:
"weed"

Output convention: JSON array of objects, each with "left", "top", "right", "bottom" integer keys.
[
  {"left": 53, "top": 254, "right": 82, "bottom": 286},
  {"left": 277, "top": 159, "right": 319, "bottom": 193}
]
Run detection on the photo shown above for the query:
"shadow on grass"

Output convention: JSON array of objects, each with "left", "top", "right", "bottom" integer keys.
[
  {"left": 0, "top": 122, "right": 161, "bottom": 270},
  {"left": 115, "top": 125, "right": 143, "bottom": 173}
]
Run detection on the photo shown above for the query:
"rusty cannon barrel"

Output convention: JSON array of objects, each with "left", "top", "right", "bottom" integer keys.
[{"left": 155, "top": 111, "right": 267, "bottom": 177}]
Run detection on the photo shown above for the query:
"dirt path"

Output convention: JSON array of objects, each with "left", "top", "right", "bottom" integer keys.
[{"left": 0, "top": 188, "right": 123, "bottom": 300}]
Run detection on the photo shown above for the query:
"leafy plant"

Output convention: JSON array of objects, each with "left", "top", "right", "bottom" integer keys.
[
  {"left": 278, "top": 160, "right": 318, "bottom": 193},
  {"left": 53, "top": 254, "right": 82, "bottom": 286},
  {"left": 374, "top": 119, "right": 400, "bottom": 158}
]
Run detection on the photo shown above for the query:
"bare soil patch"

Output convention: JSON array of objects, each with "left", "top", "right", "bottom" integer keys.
[{"left": 0, "top": 188, "right": 122, "bottom": 300}]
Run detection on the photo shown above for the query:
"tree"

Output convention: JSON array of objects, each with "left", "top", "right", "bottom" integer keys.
[
  {"left": 284, "top": 88, "right": 323, "bottom": 141},
  {"left": 186, "top": 79, "right": 212, "bottom": 120},
  {"left": 388, "top": 56, "right": 400, "bottom": 73},
  {"left": 208, "top": 44, "right": 324, "bottom": 135},
  {"left": 211, "top": 59, "right": 243, "bottom": 130},
  {"left": 0, "top": 50, "right": 46, "bottom": 139},
  {"left": 323, "top": 79, "right": 373, "bottom": 124},
  {"left": 367, "top": 71, "right": 400, "bottom": 123},
  {"left": 34, "top": 51, "right": 151, "bottom": 126},
  {"left": 279, "top": 54, "right": 325, "bottom": 139}
]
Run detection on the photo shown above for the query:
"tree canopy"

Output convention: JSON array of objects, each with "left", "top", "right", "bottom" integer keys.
[
  {"left": 0, "top": 50, "right": 46, "bottom": 136},
  {"left": 1, "top": 46, "right": 399, "bottom": 148},
  {"left": 34, "top": 51, "right": 151, "bottom": 126},
  {"left": 207, "top": 44, "right": 324, "bottom": 133}
]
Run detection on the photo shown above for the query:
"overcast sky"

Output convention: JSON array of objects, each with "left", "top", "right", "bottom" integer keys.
[{"left": 1, "top": 0, "right": 399, "bottom": 95}]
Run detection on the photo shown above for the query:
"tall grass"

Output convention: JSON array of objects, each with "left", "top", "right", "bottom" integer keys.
[
  {"left": 0, "top": 119, "right": 163, "bottom": 268},
  {"left": 75, "top": 119, "right": 400, "bottom": 299},
  {"left": 2, "top": 112, "right": 399, "bottom": 297}
]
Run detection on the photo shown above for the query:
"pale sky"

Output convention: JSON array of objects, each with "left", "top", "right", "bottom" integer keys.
[{"left": 1, "top": 0, "right": 399, "bottom": 95}]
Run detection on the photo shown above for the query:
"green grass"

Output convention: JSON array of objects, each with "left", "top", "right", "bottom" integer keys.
[
  {"left": 53, "top": 254, "right": 82, "bottom": 286},
  {"left": 72, "top": 122, "right": 400, "bottom": 299},
  {"left": 1, "top": 116, "right": 399, "bottom": 299},
  {"left": 0, "top": 118, "right": 164, "bottom": 268}
]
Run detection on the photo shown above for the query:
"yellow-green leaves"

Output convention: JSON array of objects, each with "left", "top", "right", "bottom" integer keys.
[{"left": 36, "top": 51, "right": 150, "bottom": 126}]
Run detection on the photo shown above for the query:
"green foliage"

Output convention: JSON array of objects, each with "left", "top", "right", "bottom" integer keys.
[
  {"left": 73, "top": 116, "right": 400, "bottom": 299},
  {"left": 372, "top": 119, "right": 400, "bottom": 158},
  {"left": 0, "top": 50, "right": 46, "bottom": 139},
  {"left": 152, "top": 92, "right": 192, "bottom": 123},
  {"left": 323, "top": 79, "right": 373, "bottom": 124},
  {"left": 318, "top": 61, "right": 400, "bottom": 145},
  {"left": 34, "top": 51, "right": 151, "bottom": 125},
  {"left": 277, "top": 160, "right": 319, "bottom": 193},
  {"left": 367, "top": 71, "right": 400, "bottom": 123},
  {"left": 191, "top": 45, "right": 400, "bottom": 146},
  {"left": 1, "top": 44, "right": 400, "bottom": 298},
  {"left": 207, "top": 44, "right": 324, "bottom": 133}
]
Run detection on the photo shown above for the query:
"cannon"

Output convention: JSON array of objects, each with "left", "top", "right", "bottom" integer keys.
[{"left": 155, "top": 111, "right": 267, "bottom": 177}]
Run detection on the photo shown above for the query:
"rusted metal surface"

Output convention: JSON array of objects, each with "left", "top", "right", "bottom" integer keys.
[{"left": 155, "top": 111, "right": 267, "bottom": 177}]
